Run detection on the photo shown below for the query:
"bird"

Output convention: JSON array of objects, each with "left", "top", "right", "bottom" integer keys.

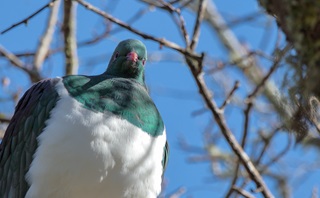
[{"left": 0, "top": 39, "right": 168, "bottom": 198}]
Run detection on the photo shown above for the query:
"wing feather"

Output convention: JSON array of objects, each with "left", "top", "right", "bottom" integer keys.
[{"left": 0, "top": 78, "right": 60, "bottom": 198}]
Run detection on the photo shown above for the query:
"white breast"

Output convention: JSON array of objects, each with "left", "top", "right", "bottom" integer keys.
[{"left": 25, "top": 78, "right": 166, "bottom": 198}]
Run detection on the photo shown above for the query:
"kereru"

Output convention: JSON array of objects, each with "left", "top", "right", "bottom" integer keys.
[{"left": 0, "top": 39, "right": 168, "bottom": 198}]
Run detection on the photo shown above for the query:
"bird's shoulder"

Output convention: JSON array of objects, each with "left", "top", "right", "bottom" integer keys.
[{"left": 62, "top": 74, "right": 165, "bottom": 137}]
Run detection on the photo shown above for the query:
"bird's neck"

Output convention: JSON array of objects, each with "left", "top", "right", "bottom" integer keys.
[{"left": 105, "top": 63, "right": 145, "bottom": 86}]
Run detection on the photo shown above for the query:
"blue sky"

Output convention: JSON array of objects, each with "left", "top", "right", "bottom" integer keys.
[{"left": 1, "top": 0, "right": 319, "bottom": 197}]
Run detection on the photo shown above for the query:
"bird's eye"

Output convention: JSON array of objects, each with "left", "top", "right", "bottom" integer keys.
[
  {"left": 113, "top": 52, "right": 119, "bottom": 61},
  {"left": 115, "top": 52, "right": 119, "bottom": 58},
  {"left": 142, "top": 59, "right": 146, "bottom": 66}
]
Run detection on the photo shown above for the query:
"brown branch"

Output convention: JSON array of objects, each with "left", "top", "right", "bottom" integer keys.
[
  {"left": 190, "top": 0, "right": 206, "bottom": 50},
  {"left": 190, "top": 66, "right": 273, "bottom": 197},
  {"left": 186, "top": 0, "right": 294, "bottom": 134},
  {"left": 76, "top": 0, "right": 202, "bottom": 61},
  {"left": 175, "top": 11, "right": 190, "bottom": 46},
  {"left": 1, "top": 0, "right": 58, "bottom": 34},
  {"left": 227, "top": 46, "right": 290, "bottom": 197},
  {"left": 260, "top": 135, "right": 292, "bottom": 173},
  {"left": 232, "top": 186, "right": 255, "bottom": 198},
  {"left": 34, "top": 0, "right": 61, "bottom": 70},
  {"left": 62, "top": 0, "right": 78, "bottom": 75},
  {"left": 220, "top": 80, "right": 240, "bottom": 110},
  {"left": 139, "top": 0, "right": 190, "bottom": 46},
  {"left": 227, "top": 11, "right": 263, "bottom": 28},
  {"left": 225, "top": 93, "right": 252, "bottom": 198},
  {"left": 77, "top": 0, "right": 273, "bottom": 196},
  {"left": 0, "top": 45, "right": 41, "bottom": 82},
  {"left": 161, "top": 1, "right": 190, "bottom": 46},
  {"left": 254, "top": 128, "right": 281, "bottom": 165},
  {"left": 178, "top": 0, "right": 193, "bottom": 10},
  {"left": 247, "top": 44, "right": 291, "bottom": 102}
]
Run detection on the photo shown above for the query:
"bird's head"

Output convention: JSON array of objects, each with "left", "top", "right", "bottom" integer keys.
[{"left": 106, "top": 39, "right": 147, "bottom": 85}]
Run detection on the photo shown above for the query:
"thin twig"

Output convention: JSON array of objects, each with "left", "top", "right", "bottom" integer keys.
[
  {"left": 227, "top": 11, "right": 263, "bottom": 28},
  {"left": 247, "top": 44, "right": 291, "bottom": 103},
  {"left": 232, "top": 186, "right": 255, "bottom": 198},
  {"left": 0, "top": 117, "right": 11, "bottom": 123},
  {"left": 76, "top": 0, "right": 201, "bottom": 61},
  {"left": 34, "top": 0, "right": 61, "bottom": 70},
  {"left": 140, "top": 0, "right": 190, "bottom": 46},
  {"left": 176, "top": 11, "right": 190, "bottom": 46},
  {"left": 0, "top": 46, "right": 41, "bottom": 82},
  {"left": 242, "top": 102, "right": 253, "bottom": 149},
  {"left": 260, "top": 135, "right": 292, "bottom": 173},
  {"left": 178, "top": 0, "right": 193, "bottom": 10},
  {"left": 191, "top": 69, "right": 274, "bottom": 198},
  {"left": 190, "top": 0, "right": 206, "bottom": 50},
  {"left": 77, "top": 0, "right": 273, "bottom": 196},
  {"left": 168, "top": 187, "right": 186, "bottom": 198},
  {"left": 62, "top": 0, "right": 78, "bottom": 75},
  {"left": 1, "top": 0, "right": 58, "bottom": 34},
  {"left": 225, "top": 84, "right": 251, "bottom": 198},
  {"left": 187, "top": 0, "right": 293, "bottom": 133},
  {"left": 254, "top": 127, "right": 281, "bottom": 165},
  {"left": 160, "top": 1, "right": 190, "bottom": 46},
  {"left": 225, "top": 163, "right": 240, "bottom": 198},
  {"left": 220, "top": 80, "right": 240, "bottom": 110}
]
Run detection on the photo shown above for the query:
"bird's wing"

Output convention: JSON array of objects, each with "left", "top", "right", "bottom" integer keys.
[
  {"left": 0, "top": 78, "right": 60, "bottom": 198},
  {"left": 162, "top": 141, "right": 169, "bottom": 173}
]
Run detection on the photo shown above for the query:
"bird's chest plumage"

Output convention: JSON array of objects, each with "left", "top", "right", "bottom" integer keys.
[{"left": 25, "top": 79, "right": 166, "bottom": 198}]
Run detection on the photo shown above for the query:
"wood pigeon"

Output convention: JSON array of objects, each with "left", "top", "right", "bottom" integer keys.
[{"left": 0, "top": 39, "right": 169, "bottom": 198}]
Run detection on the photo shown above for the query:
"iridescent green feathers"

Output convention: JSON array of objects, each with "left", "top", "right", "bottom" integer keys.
[
  {"left": 62, "top": 75, "right": 164, "bottom": 136},
  {"left": 62, "top": 39, "right": 164, "bottom": 136},
  {"left": 106, "top": 39, "right": 147, "bottom": 85}
]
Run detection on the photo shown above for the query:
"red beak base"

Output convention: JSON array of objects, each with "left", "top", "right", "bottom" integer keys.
[{"left": 126, "top": 52, "right": 138, "bottom": 62}]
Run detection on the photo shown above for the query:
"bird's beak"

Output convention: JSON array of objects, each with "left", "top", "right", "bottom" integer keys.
[{"left": 126, "top": 51, "right": 138, "bottom": 62}]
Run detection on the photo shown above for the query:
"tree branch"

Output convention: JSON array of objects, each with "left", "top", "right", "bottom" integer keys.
[
  {"left": 1, "top": 0, "right": 58, "bottom": 34},
  {"left": 63, "top": 0, "right": 78, "bottom": 75},
  {"left": 232, "top": 186, "right": 255, "bottom": 198},
  {"left": 34, "top": 0, "right": 61, "bottom": 70},
  {"left": 76, "top": 0, "right": 202, "bottom": 61},
  {"left": 190, "top": 67, "right": 274, "bottom": 198},
  {"left": 190, "top": 0, "right": 206, "bottom": 50},
  {"left": 184, "top": 0, "right": 295, "bottom": 135},
  {"left": 220, "top": 80, "right": 240, "bottom": 110},
  {"left": 0, "top": 45, "right": 41, "bottom": 82},
  {"left": 75, "top": 1, "right": 274, "bottom": 196}
]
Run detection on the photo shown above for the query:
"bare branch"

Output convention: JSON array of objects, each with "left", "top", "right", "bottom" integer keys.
[
  {"left": 168, "top": 187, "right": 186, "bottom": 198},
  {"left": 34, "top": 0, "right": 61, "bottom": 70},
  {"left": 139, "top": 0, "right": 190, "bottom": 46},
  {"left": 0, "top": 45, "right": 41, "bottom": 82},
  {"left": 232, "top": 186, "right": 255, "bottom": 198},
  {"left": 76, "top": 0, "right": 202, "bottom": 61},
  {"left": 225, "top": 87, "right": 253, "bottom": 198},
  {"left": 62, "top": 0, "right": 78, "bottom": 75},
  {"left": 191, "top": 68, "right": 274, "bottom": 197},
  {"left": 220, "top": 80, "right": 240, "bottom": 110},
  {"left": 260, "top": 135, "right": 292, "bottom": 172},
  {"left": 254, "top": 128, "right": 281, "bottom": 165},
  {"left": 1, "top": 0, "right": 58, "bottom": 34},
  {"left": 76, "top": 1, "right": 273, "bottom": 195},
  {"left": 247, "top": 44, "right": 291, "bottom": 103},
  {"left": 190, "top": 0, "right": 206, "bottom": 50},
  {"left": 185, "top": 0, "right": 294, "bottom": 133}
]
